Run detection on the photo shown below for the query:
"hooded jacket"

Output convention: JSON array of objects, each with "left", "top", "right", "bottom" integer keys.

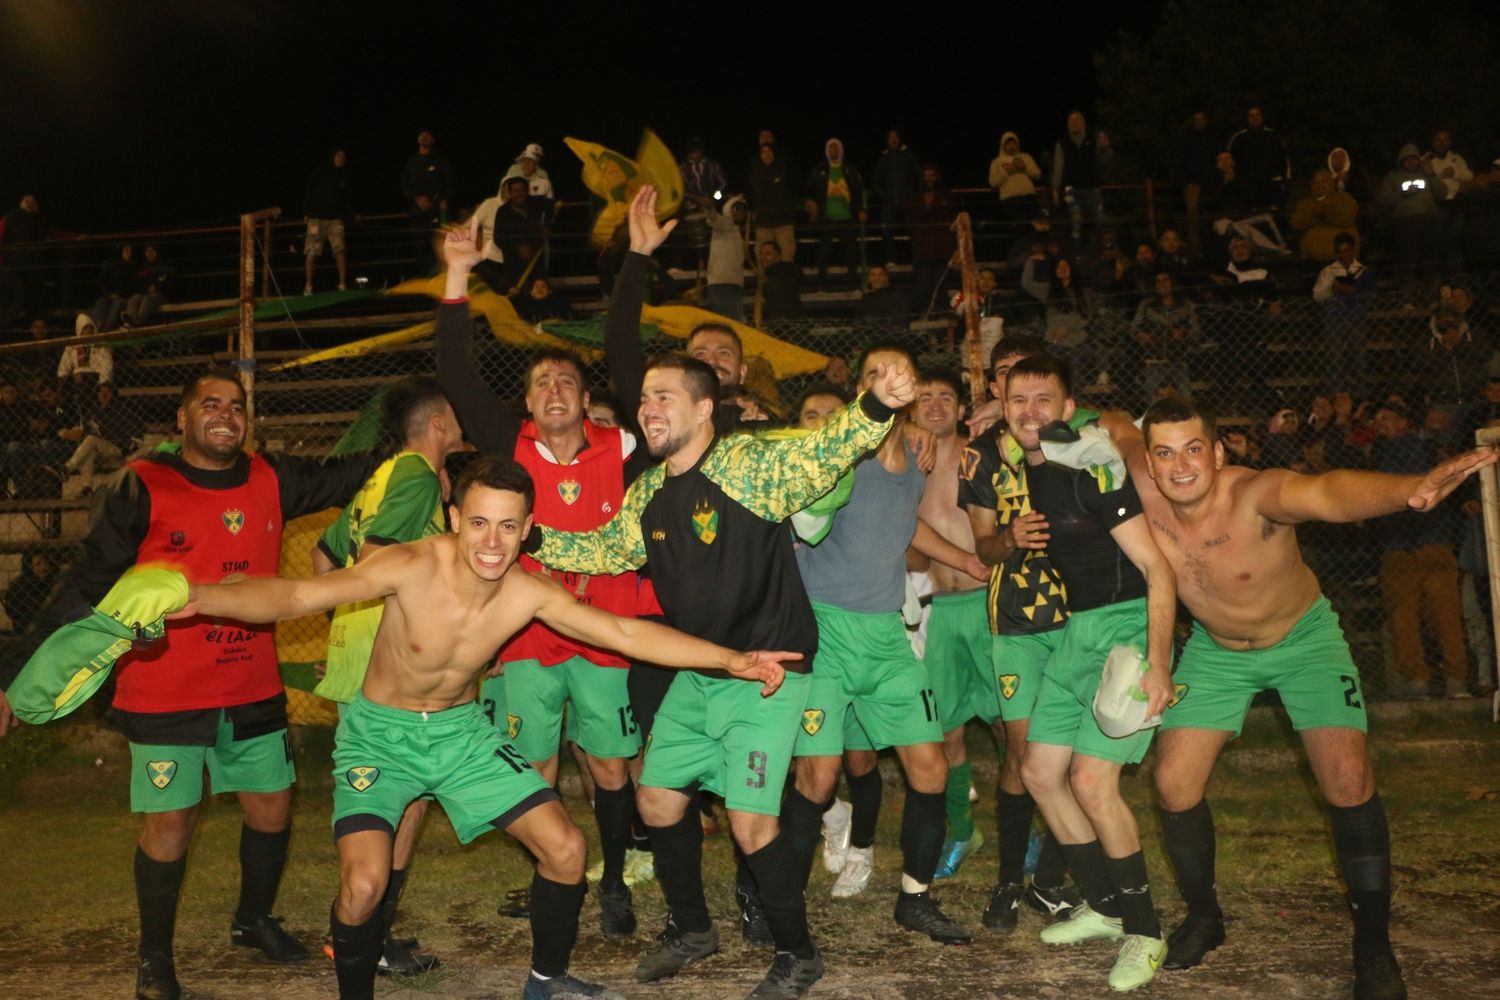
[
  {"left": 989, "top": 132, "right": 1041, "bottom": 201},
  {"left": 806, "top": 139, "right": 865, "bottom": 218},
  {"left": 706, "top": 196, "right": 747, "bottom": 286},
  {"left": 1377, "top": 144, "right": 1444, "bottom": 218}
]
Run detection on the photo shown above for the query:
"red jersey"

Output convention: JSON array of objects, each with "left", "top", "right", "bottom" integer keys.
[
  {"left": 503, "top": 420, "right": 637, "bottom": 668},
  {"left": 114, "top": 454, "right": 285, "bottom": 712}
]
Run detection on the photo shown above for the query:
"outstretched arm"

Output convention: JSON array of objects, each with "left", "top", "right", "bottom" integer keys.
[
  {"left": 528, "top": 575, "right": 791, "bottom": 695},
  {"left": 184, "top": 544, "right": 414, "bottom": 623},
  {"left": 1247, "top": 447, "right": 1499, "bottom": 524}
]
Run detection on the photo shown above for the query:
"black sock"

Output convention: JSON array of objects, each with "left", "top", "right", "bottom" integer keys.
[
  {"left": 380, "top": 867, "right": 408, "bottom": 938},
  {"left": 135, "top": 848, "right": 185, "bottom": 959},
  {"left": 1058, "top": 840, "right": 1119, "bottom": 918},
  {"left": 1033, "top": 830, "right": 1067, "bottom": 891},
  {"left": 1104, "top": 850, "right": 1162, "bottom": 938},
  {"left": 646, "top": 813, "right": 710, "bottom": 933},
  {"left": 743, "top": 833, "right": 814, "bottom": 958},
  {"left": 780, "top": 786, "right": 828, "bottom": 889},
  {"left": 1330, "top": 794, "right": 1393, "bottom": 945},
  {"left": 995, "top": 790, "right": 1036, "bottom": 886},
  {"left": 235, "top": 824, "right": 290, "bottom": 924},
  {"left": 734, "top": 841, "right": 757, "bottom": 898},
  {"left": 629, "top": 796, "right": 652, "bottom": 852},
  {"left": 900, "top": 788, "right": 947, "bottom": 887},
  {"left": 529, "top": 872, "right": 586, "bottom": 978},
  {"left": 330, "top": 900, "right": 381, "bottom": 1000},
  {"left": 1159, "top": 799, "right": 1221, "bottom": 918},
  {"left": 593, "top": 785, "right": 633, "bottom": 892},
  {"left": 847, "top": 767, "right": 883, "bottom": 849}
]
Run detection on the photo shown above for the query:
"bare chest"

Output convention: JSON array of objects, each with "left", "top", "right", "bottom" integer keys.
[{"left": 1147, "top": 510, "right": 1286, "bottom": 604}]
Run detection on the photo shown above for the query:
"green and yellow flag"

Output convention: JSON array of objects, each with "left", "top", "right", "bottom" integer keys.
[{"left": 565, "top": 129, "right": 684, "bottom": 249}]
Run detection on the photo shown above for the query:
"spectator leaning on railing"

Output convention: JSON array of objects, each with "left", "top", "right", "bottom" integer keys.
[{"left": 302, "top": 147, "right": 351, "bottom": 294}]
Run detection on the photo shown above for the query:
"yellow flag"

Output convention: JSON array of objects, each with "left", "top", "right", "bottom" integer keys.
[{"left": 565, "top": 129, "right": 684, "bottom": 249}]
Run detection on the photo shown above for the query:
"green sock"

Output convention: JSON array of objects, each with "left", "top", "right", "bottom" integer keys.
[{"left": 945, "top": 761, "right": 975, "bottom": 842}]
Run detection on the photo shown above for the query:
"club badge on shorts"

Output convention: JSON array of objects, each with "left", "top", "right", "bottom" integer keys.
[
  {"left": 222, "top": 509, "right": 245, "bottom": 535},
  {"left": 801, "top": 709, "right": 825, "bottom": 736},
  {"left": 1169, "top": 683, "right": 1189, "bottom": 708},
  {"left": 507, "top": 713, "right": 523, "bottom": 740},
  {"left": 998, "top": 674, "right": 1020, "bottom": 700},
  {"left": 147, "top": 760, "right": 177, "bottom": 789},
  {"left": 558, "top": 480, "right": 581, "bottom": 506},
  {"left": 691, "top": 498, "right": 719, "bottom": 545},
  {"left": 347, "top": 766, "right": 380, "bottom": 792}
]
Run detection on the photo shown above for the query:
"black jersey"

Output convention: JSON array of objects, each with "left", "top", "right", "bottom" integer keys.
[{"left": 1023, "top": 460, "right": 1145, "bottom": 613}]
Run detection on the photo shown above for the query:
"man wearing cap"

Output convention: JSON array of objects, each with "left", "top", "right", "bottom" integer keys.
[
  {"left": 1098, "top": 396, "right": 1496, "bottom": 1000},
  {"left": 1002, "top": 354, "right": 1176, "bottom": 993},
  {"left": 505, "top": 143, "right": 557, "bottom": 203}
]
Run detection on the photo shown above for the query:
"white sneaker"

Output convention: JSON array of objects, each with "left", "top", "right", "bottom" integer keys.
[
  {"left": 821, "top": 798, "right": 852, "bottom": 874},
  {"left": 831, "top": 845, "right": 873, "bottom": 898},
  {"left": 1108, "top": 934, "right": 1166, "bottom": 991}
]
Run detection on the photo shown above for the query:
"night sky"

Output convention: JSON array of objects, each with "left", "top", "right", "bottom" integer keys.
[{"left": 0, "top": 2, "right": 1162, "bottom": 232}]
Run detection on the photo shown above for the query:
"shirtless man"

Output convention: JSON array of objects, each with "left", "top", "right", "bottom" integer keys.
[
  {"left": 1101, "top": 395, "right": 1496, "bottom": 1000},
  {"left": 177, "top": 455, "right": 794, "bottom": 1000}
]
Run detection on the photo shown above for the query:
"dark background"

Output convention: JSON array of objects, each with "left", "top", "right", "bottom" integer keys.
[{"left": 0, "top": 1, "right": 1165, "bottom": 231}]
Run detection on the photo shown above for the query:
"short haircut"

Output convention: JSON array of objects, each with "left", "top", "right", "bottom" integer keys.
[
  {"left": 990, "top": 334, "right": 1048, "bottom": 371},
  {"left": 505, "top": 177, "right": 528, "bottom": 193},
  {"left": 181, "top": 364, "right": 245, "bottom": 406},
  {"left": 381, "top": 375, "right": 450, "bottom": 444},
  {"left": 856, "top": 340, "right": 912, "bottom": 378},
  {"left": 1005, "top": 354, "right": 1073, "bottom": 397},
  {"left": 918, "top": 366, "right": 965, "bottom": 400},
  {"left": 525, "top": 347, "right": 588, "bottom": 389},
  {"left": 686, "top": 322, "right": 741, "bottom": 353},
  {"left": 644, "top": 353, "right": 719, "bottom": 402},
  {"left": 796, "top": 381, "right": 851, "bottom": 413},
  {"left": 451, "top": 454, "right": 535, "bottom": 513},
  {"left": 1142, "top": 395, "right": 1219, "bottom": 446},
  {"left": 1333, "top": 232, "right": 1357, "bottom": 250}
]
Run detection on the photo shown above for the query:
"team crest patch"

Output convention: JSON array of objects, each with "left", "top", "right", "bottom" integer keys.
[
  {"left": 346, "top": 766, "right": 380, "bottom": 792},
  {"left": 691, "top": 498, "right": 719, "bottom": 545},
  {"left": 222, "top": 509, "right": 245, "bottom": 535},
  {"left": 998, "top": 674, "right": 1020, "bottom": 700},
  {"left": 507, "top": 713, "right": 523, "bottom": 740},
  {"left": 170, "top": 530, "right": 186, "bottom": 546},
  {"left": 557, "top": 480, "right": 582, "bottom": 506},
  {"left": 147, "top": 760, "right": 177, "bottom": 790},
  {"left": 801, "top": 709, "right": 826, "bottom": 736},
  {"left": 1169, "top": 683, "right": 1189, "bottom": 708}
]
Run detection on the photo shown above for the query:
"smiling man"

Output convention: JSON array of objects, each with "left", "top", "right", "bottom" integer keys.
[
  {"left": 1099, "top": 397, "right": 1496, "bottom": 1000},
  {"left": 0, "top": 365, "right": 377, "bottom": 1000},
  {"left": 532, "top": 352, "right": 913, "bottom": 999},
  {"left": 178, "top": 455, "right": 792, "bottom": 1000}
]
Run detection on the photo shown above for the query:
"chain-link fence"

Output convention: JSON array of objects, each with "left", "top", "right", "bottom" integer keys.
[{"left": 2, "top": 247, "right": 1496, "bottom": 711}]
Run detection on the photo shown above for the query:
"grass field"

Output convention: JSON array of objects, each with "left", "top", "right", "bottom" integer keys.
[{"left": 0, "top": 700, "right": 1496, "bottom": 1000}]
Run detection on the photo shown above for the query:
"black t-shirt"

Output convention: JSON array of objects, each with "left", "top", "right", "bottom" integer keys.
[{"left": 1023, "top": 460, "right": 1146, "bottom": 613}]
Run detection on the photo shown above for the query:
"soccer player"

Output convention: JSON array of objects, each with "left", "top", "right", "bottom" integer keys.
[
  {"left": 912, "top": 366, "right": 1001, "bottom": 882},
  {"left": 437, "top": 223, "right": 649, "bottom": 939},
  {"left": 1003, "top": 355, "right": 1176, "bottom": 993},
  {"left": 959, "top": 337, "right": 1082, "bottom": 930},
  {"left": 177, "top": 455, "right": 795, "bottom": 1000},
  {"left": 532, "top": 352, "right": 914, "bottom": 999},
  {"left": 1099, "top": 397, "right": 1495, "bottom": 1000},
  {"left": 312, "top": 375, "right": 464, "bottom": 975},
  {"left": 783, "top": 345, "right": 986, "bottom": 943},
  {"left": 0, "top": 366, "right": 375, "bottom": 1000}
]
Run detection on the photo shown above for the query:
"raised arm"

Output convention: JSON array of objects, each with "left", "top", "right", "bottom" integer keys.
[
  {"left": 185, "top": 543, "right": 415, "bottom": 624},
  {"left": 1109, "top": 515, "right": 1176, "bottom": 716},
  {"left": 606, "top": 187, "right": 677, "bottom": 415},
  {"left": 526, "top": 573, "right": 792, "bottom": 696},
  {"left": 435, "top": 220, "right": 521, "bottom": 454},
  {"left": 1244, "top": 447, "right": 1498, "bottom": 524}
]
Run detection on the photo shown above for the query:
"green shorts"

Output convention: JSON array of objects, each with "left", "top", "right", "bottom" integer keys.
[
  {"left": 794, "top": 603, "right": 942, "bottom": 756},
  {"left": 1028, "top": 598, "right": 1155, "bottom": 764},
  {"left": 129, "top": 713, "right": 295, "bottom": 814},
  {"left": 497, "top": 657, "right": 639, "bottom": 762},
  {"left": 641, "top": 670, "right": 811, "bottom": 816},
  {"left": 479, "top": 673, "right": 509, "bottom": 735},
  {"left": 1163, "top": 595, "right": 1368, "bottom": 736},
  {"left": 332, "top": 695, "right": 554, "bottom": 845},
  {"left": 926, "top": 589, "right": 1002, "bottom": 730},
  {"left": 992, "top": 628, "right": 1062, "bottom": 723}
]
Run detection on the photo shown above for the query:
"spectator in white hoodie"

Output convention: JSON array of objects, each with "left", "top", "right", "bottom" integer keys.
[{"left": 988, "top": 131, "right": 1042, "bottom": 228}]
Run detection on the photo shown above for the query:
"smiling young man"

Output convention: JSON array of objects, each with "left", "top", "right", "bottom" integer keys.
[
  {"left": 176, "top": 455, "right": 791, "bottom": 1000},
  {"left": 436, "top": 223, "right": 650, "bottom": 939},
  {"left": 1098, "top": 397, "right": 1495, "bottom": 1000},
  {"left": 1003, "top": 355, "right": 1177, "bottom": 993},
  {"left": 0, "top": 366, "right": 377, "bottom": 1000},
  {"left": 531, "top": 352, "right": 913, "bottom": 1000}
]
